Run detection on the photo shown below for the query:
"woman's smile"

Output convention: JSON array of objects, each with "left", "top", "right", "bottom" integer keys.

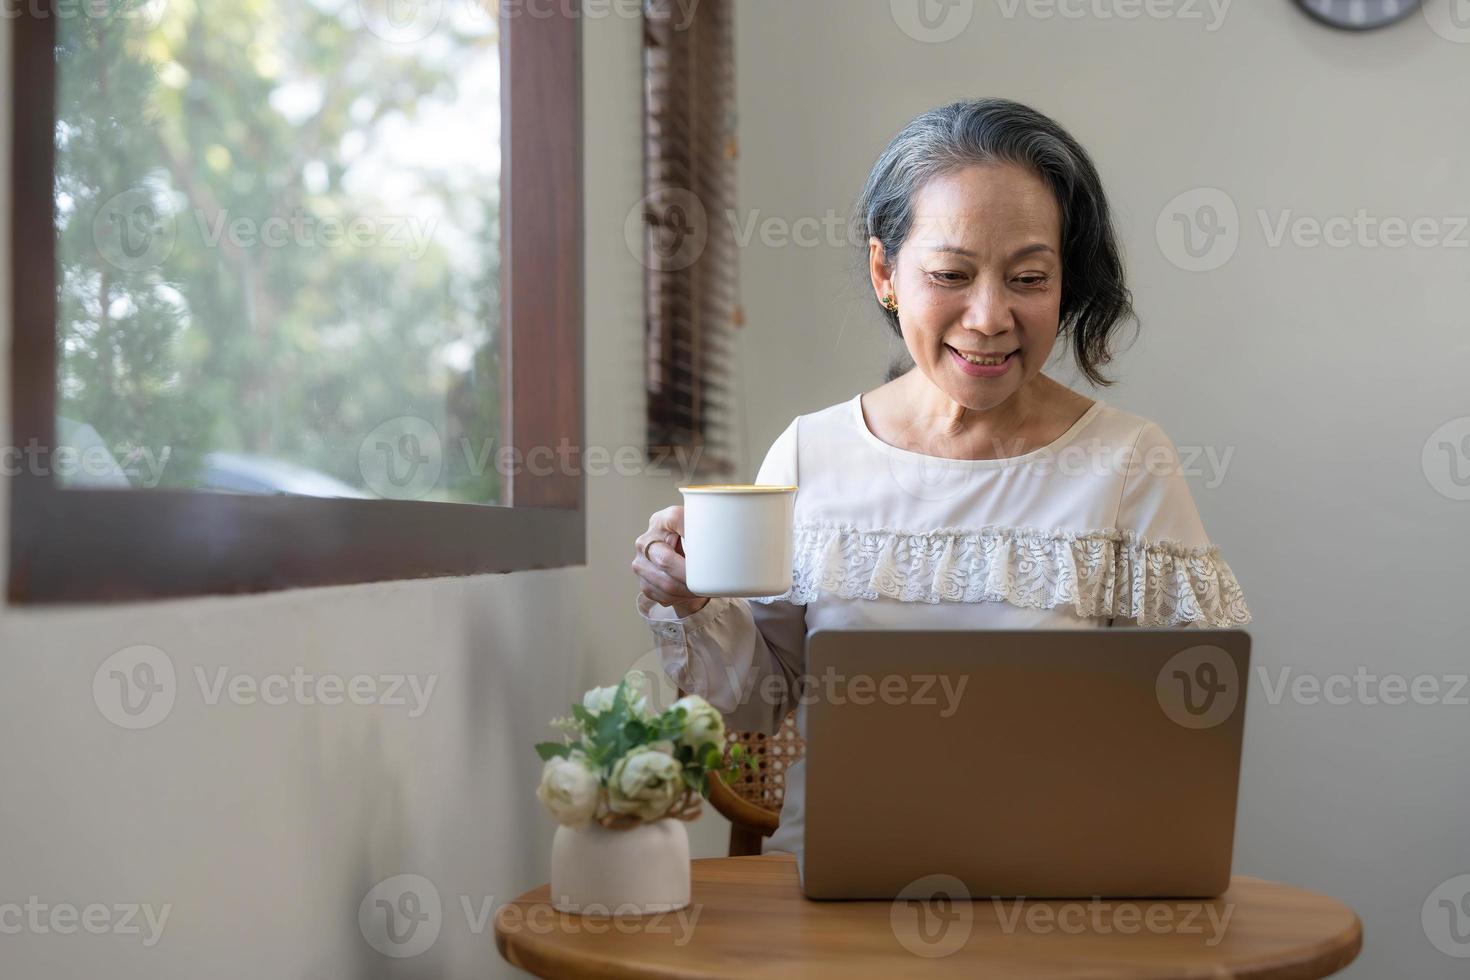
[{"left": 945, "top": 343, "right": 1018, "bottom": 378}]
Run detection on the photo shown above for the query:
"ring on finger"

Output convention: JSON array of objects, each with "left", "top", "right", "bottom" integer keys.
[{"left": 641, "top": 538, "right": 659, "bottom": 563}]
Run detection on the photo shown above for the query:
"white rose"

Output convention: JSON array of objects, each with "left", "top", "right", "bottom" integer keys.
[
  {"left": 582, "top": 684, "right": 619, "bottom": 716},
  {"left": 672, "top": 695, "right": 726, "bottom": 755},
  {"left": 582, "top": 673, "right": 651, "bottom": 719},
  {"left": 623, "top": 671, "right": 654, "bottom": 718},
  {"left": 535, "top": 755, "right": 600, "bottom": 828},
  {"left": 607, "top": 748, "right": 683, "bottom": 821}
]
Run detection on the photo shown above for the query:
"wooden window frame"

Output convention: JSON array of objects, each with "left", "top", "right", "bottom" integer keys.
[{"left": 7, "top": 3, "right": 584, "bottom": 603}]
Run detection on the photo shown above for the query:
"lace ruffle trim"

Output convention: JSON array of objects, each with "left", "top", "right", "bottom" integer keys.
[{"left": 749, "top": 520, "right": 1252, "bottom": 627}]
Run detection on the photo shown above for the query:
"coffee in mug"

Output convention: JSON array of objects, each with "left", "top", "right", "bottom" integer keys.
[{"left": 677, "top": 484, "right": 797, "bottom": 597}]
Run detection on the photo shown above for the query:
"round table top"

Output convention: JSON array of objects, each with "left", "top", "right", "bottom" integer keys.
[{"left": 494, "top": 854, "right": 1362, "bottom": 979}]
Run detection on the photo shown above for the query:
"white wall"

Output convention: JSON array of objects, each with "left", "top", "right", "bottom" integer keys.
[
  {"left": 5, "top": 2, "right": 1467, "bottom": 977},
  {"left": 730, "top": 2, "right": 1470, "bottom": 977},
  {"left": 0, "top": 10, "right": 728, "bottom": 979}
]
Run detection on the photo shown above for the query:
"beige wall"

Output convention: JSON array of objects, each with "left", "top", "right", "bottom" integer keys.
[
  {"left": 730, "top": 2, "right": 1470, "bottom": 978},
  {"left": 0, "top": 9, "right": 728, "bottom": 979},
  {"left": 4, "top": 2, "right": 1469, "bottom": 978}
]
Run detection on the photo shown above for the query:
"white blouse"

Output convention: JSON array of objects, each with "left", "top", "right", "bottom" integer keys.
[{"left": 635, "top": 392, "right": 1252, "bottom": 860}]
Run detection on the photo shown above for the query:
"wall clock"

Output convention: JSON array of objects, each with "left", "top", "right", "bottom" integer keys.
[{"left": 1293, "top": 0, "right": 1423, "bottom": 29}]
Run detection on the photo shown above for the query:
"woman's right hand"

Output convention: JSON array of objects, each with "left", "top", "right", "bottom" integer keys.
[{"left": 632, "top": 505, "right": 710, "bottom": 619}]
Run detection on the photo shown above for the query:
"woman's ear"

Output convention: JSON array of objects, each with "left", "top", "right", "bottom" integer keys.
[{"left": 868, "top": 235, "right": 895, "bottom": 302}]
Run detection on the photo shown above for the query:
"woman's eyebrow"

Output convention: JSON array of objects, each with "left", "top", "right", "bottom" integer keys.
[{"left": 1012, "top": 243, "right": 1057, "bottom": 259}]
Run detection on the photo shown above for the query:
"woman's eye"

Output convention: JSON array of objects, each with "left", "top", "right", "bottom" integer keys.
[
  {"left": 926, "top": 271, "right": 967, "bottom": 284},
  {"left": 1015, "top": 273, "right": 1051, "bottom": 287}
]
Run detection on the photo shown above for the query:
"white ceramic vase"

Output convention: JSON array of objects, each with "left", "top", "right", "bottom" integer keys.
[{"left": 550, "top": 819, "right": 691, "bottom": 914}]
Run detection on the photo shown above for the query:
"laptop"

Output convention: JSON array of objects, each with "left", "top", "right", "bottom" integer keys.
[{"left": 799, "top": 628, "right": 1251, "bottom": 900}]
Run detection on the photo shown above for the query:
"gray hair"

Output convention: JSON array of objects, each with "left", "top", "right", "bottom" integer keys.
[{"left": 853, "top": 98, "right": 1135, "bottom": 387}]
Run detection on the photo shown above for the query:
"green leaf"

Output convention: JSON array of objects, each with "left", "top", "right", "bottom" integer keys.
[
  {"left": 588, "top": 741, "right": 615, "bottom": 767},
  {"left": 534, "top": 742, "right": 570, "bottom": 761},
  {"left": 623, "top": 718, "right": 653, "bottom": 744},
  {"left": 595, "top": 700, "right": 625, "bottom": 751}
]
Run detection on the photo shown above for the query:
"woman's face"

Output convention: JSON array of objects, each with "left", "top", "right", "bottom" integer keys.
[{"left": 870, "top": 163, "right": 1064, "bottom": 412}]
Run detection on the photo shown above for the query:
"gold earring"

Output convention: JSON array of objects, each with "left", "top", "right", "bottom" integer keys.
[{"left": 882, "top": 293, "right": 898, "bottom": 313}]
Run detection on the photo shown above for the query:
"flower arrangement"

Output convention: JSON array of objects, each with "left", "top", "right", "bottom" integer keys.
[{"left": 534, "top": 673, "right": 747, "bottom": 830}]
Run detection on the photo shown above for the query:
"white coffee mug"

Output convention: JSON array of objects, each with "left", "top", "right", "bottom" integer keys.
[{"left": 678, "top": 484, "right": 797, "bottom": 598}]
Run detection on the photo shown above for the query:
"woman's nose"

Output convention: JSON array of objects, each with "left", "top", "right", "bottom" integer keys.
[{"left": 963, "top": 281, "right": 1014, "bottom": 335}]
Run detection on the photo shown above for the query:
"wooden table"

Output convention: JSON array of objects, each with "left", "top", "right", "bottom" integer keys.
[{"left": 494, "top": 854, "right": 1362, "bottom": 979}]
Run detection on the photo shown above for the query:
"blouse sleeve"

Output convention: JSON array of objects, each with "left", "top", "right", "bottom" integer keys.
[
  {"left": 1106, "top": 421, "right": 1252, "bottom": 628},
  {"left": 634, "top": 416, "right": 807, "bottom": 734}
]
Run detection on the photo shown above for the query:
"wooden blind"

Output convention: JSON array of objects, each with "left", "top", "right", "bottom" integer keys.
[{"left": 641, "top": 0, "right": 739, "bottom": 478}]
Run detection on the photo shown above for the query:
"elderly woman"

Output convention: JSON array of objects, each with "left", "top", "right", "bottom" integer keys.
[{"left": 630, "top": 98, "right": 1252, "bottom": 861}]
